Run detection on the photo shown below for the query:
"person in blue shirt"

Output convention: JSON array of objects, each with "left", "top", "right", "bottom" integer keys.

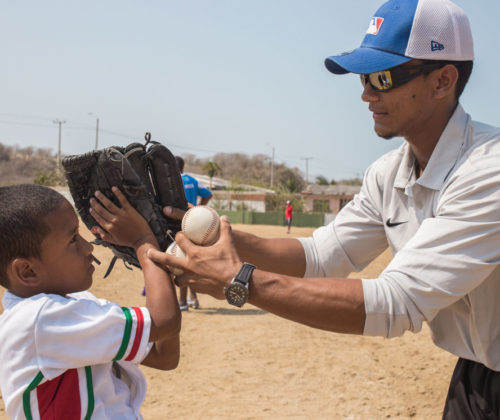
[{"left": 175, "top": 156, "right": 212, "bottom": 310}]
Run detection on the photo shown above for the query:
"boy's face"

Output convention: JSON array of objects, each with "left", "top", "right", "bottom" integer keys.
[{"left": 34, "top": 200, "right": 95, "bottom": 295}]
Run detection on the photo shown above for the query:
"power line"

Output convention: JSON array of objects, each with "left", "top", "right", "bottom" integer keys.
[
  {"left": 0, "top": 114, "right": 361, "bottom": 179},
  {"left": 0, "top": 113, "right": 54, "bottom": 122},
  {"left": 0, "top": 120, "right": 55, "bottom": 129}
]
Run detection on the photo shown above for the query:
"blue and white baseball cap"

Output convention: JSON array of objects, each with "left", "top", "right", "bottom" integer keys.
[{"left": 325, "top": 0, "right": 474, "bottom": 75}]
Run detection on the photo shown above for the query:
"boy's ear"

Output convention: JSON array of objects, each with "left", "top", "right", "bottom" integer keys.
[{"left": 9, "top": 258, "right": 42, "bottom": 288}]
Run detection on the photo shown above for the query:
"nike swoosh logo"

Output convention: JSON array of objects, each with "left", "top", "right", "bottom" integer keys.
[{"left": 385, "top": 218, "right": 408, "bottom": 227}]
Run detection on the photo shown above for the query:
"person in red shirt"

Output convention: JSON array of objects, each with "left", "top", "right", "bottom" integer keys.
[{"left": 285, "top": 200, "right": 293, "bottom": 234}]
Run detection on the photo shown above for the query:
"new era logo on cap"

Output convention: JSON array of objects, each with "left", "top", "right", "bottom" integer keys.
[
  {"left": 431, "top": 40, "right": 445, "bottom": 51},
  {"left": 366, "top": 17, "right": 384, "bottom": 35}
]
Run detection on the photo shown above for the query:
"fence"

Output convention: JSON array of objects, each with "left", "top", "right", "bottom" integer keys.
[{"left": 218, "top": 210, "right": 325, "bottom": 228}]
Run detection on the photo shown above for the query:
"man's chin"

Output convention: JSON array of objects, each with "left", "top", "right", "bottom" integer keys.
[
  {"left": 375, "top": 129, "right": 397, "bottom": 140},
  {"left": 373, "top": 123, "right": 398, "bottom": 140}
]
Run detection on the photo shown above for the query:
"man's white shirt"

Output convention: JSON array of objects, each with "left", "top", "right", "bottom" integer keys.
[{"left": 300, "top": 105, "right": 500, "bottom": 371}]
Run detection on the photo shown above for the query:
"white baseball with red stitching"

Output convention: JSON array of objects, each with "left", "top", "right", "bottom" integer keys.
[
  {"left": 181, "top": 206, "right": 220, "bottom": 246},
  {"left": 165, "top": 241, "right": 185, "bottom": 276}
]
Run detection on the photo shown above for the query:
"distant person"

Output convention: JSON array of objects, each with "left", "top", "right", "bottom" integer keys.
[
  {"left": 0, "top": 184, "right": 181, "bottom": 419},
  {"left": 149, "top": 1, "right": 500, "bottom": 417},
  {"left": 285, "top": 200, "right": 293, "bottom": 234},
  {"left": 175, "top": 156, "right": 212, "bottom": 310}
]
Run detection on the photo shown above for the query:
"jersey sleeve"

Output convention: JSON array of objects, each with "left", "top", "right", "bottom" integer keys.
[
  {"left": 196, "top": 181, "right": 212, "bottom": 198},
  {"left": 34, "top": 293, "right": 151, "bottom": 380}
]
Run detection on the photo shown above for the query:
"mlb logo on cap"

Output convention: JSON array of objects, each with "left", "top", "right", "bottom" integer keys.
[
  {"left": 367, "top": 17, "right": 384, "bottom": 35},
  {"left": 325, "top": 0, "right": 474, "bottom": 75}
]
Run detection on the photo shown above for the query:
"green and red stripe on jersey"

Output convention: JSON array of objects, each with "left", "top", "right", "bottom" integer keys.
[
  {"left": 114, "top": 307, "right": 146, "bottom": 362},
  {"left": 23, "top": 367, "right": 94, "bottom": 420},
  {"left": 22, "top": 306, "right": 145, "bottom": 419}
]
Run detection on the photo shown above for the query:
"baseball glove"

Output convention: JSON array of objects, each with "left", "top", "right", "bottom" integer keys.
[{"left": 62, "top": 133, "right": 188, "bottom": 276}]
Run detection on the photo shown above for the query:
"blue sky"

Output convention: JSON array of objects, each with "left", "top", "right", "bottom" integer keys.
[{"left": 0, "top": 0, "right": 498, "bottom": 182}]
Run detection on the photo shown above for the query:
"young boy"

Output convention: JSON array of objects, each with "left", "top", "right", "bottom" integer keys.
[{"left": 0, "top": 184, "right": 181, "bottom": 419}]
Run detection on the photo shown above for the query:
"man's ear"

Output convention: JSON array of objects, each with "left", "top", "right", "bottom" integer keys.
[
  {"left": 9, "top": 258, "right": 42, "bottom": 289},
  {"left": 433, "top": 64, "right": 459, "bottom": 100}
]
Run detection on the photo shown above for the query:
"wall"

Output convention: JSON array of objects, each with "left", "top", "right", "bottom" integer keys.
[
  {"left": 212, "top": 191, "right": 267, "bottom": 212},
  {"left": 218, "top": 211, "right": 324, "bottom": 228}
]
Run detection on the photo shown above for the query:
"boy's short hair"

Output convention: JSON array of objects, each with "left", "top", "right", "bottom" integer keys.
[{"left": 0, "top": 184, "right": 66, "bottom": 288}]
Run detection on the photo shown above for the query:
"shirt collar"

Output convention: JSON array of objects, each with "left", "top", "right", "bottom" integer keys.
[
  {"left": 394, "top": 144, "right": 415, "bottom": 189},
  {"left": 394, "top": 104, "right": 469, "bottom": 191},
  {"left": 1, "top": 290, "right": 22, "bottom": 310}
]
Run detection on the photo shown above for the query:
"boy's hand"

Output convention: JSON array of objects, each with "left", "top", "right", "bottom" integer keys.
[
  {"left": 90, "top": 187, "right": 155, "bottom": 249},
  {"left": 147, "top": 215, "right": 242, "bottom": 299},
  {"left": 162, "top": 204, "right": 191, "bottom": 221}
]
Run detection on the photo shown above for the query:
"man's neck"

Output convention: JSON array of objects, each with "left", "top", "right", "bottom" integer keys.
[{"left": 407, "top": 102, "right": 457, "bottom": 174}]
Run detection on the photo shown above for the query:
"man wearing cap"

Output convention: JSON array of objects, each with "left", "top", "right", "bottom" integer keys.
[{"left": 147, "top": 0, "right": 500, "bottom": 417}]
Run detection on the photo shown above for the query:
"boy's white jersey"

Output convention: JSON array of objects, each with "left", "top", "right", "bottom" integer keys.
[{"left": 0, "top": 290, "right": 152, "bottom": 420}]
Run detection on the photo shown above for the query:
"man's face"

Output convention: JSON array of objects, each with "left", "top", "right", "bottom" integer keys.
[
  {"left": 34, "top": 200, "right": 95, "bottom": 295},
  {"left": 361, "top": 61, "right": 439, "bottom": 140}
]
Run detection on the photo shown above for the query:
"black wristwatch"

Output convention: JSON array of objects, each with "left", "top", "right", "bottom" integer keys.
[{"left": 224, "top": 263, "right": 256, "bottom": 307}]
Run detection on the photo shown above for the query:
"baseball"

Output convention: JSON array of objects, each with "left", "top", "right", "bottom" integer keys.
[
  {"left": 182, "top": 205, "right": 220, "bottom": 246},
  {"left": 165, "top": 241, "right": 185, "bottom": 276}
]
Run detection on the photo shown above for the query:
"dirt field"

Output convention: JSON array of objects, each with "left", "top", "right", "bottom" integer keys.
[{"left": 0, "top": 223, "right": 456, "bottom": 419}]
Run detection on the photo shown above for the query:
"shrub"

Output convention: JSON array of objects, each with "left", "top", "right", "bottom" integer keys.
[{"left": 33, "top": 170, "right": 65, "bottom": 186}]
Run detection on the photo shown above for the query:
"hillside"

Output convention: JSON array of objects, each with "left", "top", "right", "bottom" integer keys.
[
  {"left": 0, "top": 143, "right": 59, "bottom": 186},
  {"left": 0, "top": 142, "right": 360, "bottom": 190}
]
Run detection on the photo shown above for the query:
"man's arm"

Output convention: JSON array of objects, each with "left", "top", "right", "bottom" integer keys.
[
  {"left": 199, "top": 194, "right": 212, "bottom": 206},
  {"left": 232, "top": 230, "right": 306, "bottom": 277},
  {"left": 90, "top": 188, "right": 181, "bottom": 370},
  {"left": 248, "top": 270, "right": 365, "bottom": 334},
  {"left": 198, "top": 183, "right": 212, "bottom": 206},
  {"left": 148, "top": 216, "right": 366, "bottom": 334}
]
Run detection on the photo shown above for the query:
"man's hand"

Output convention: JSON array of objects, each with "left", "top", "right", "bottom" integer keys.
[
  {"left": 90, "top": 187, "right": 156, "bottom": 249},
  {"left": 147, "top": 215, "right": 241, "bottom": 299}
]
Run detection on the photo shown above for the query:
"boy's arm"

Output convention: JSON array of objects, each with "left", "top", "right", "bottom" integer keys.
[
  {"left": 90, "top": 187, "right": 181, "bottom": 370},
  {"left": 134, "top": 238, "right": 180, "bottom": 370}
]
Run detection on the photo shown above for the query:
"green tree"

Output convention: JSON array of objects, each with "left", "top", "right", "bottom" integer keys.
[
  {"left": 201, "top": 161, "right": 222, "bottom": 189},
  {"left": 265, "top": 194, "right": 304, "bottom": 213},
  {"left": 0, "top": 144, "right": 12, "bottom": 162},
  {"left": 277, "top": 168, "right": 305, "bottom": 193},
  {"left": 338, "top": 177, "right": 363, "bottom": 186},
  {"left": 316, "top": 175, "right": 329, "bottom": 185}
]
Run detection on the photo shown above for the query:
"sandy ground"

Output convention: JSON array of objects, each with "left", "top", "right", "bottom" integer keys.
[{"left": 0, "top": 223, "right": 456, "bottom": 419}]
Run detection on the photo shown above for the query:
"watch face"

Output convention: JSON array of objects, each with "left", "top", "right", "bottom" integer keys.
[{"left": 225, "top": 282, "right": 248, "bottom": 307}]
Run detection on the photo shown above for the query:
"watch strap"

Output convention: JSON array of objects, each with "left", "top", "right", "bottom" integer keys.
[{"left": 235, "top": 262, "right": 256, "bottom": 286}]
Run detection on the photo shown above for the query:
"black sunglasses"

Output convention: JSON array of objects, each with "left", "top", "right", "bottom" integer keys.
[{"left": 360, "top": 62, "right": 445, "bottom": 92}]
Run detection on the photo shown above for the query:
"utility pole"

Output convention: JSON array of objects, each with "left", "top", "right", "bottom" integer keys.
[
  {"left": 270, "top": 145, "right": 275, "bottom": 188},
  {"left": 89, "top": 112, "right": 99, "bottom": 150},
  {"left": 94, "top": 117, "right": 99, "bottom": 150},
  {"left": 53, "top": 119, "right": 66, "bottom": 172},
  {"left": 301, "top": 156, "right": 313, "bottom": 184}
]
